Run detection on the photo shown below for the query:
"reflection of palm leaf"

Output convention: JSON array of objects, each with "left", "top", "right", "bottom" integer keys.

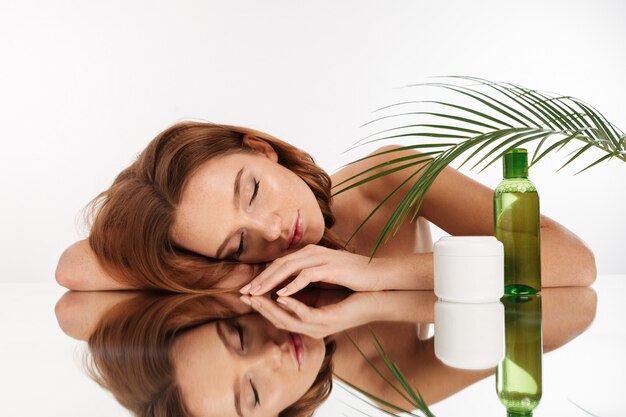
[
  {"left": 338, "top": 330, "right": 436, "bottom": 417},
  {"left": 334, "top": 76, "right": 625, "bottom": 257}
]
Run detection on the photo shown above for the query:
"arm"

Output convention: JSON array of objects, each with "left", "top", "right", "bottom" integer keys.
[
  {"left": 55, "top": 291, "right": 139, "bottom": 340},
  {"left": 55, "top": 239, "right": 135, "bottom": 291},
  {"left": 365, "top": 146, "right": 597, "bottom": 289},
  {"left": 542, "top": 286, "right": 597, "bottom": 352},
  {"left": 367, "top": 215, "right": 598, "bottom": 290}
]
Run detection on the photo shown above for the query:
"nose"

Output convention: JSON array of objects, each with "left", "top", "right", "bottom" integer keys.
[
  {"left": 248, "top": 212, "right": 282, "bottom": 242},
  {"left": 255, "top": 339, "right": 285, "bottom": 371}
]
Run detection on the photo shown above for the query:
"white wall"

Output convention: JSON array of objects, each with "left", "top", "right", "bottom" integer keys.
[{"left": 1, "top": 0, "right": 624, "bottom": 282}]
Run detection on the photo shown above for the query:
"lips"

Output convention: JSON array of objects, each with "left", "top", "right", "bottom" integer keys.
[
  {"left": 288, "top": 212, "right": 303, "bottom": 249},
  {"left": 288, "top": 332, "right": 304, "bottom": 370}
]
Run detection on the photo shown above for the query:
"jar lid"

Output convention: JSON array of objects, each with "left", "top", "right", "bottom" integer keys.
[
  {"left": 434, "top": 236, "right": 504, "bottom": 303},
  {"left": 434, "top": 236, "right": 503, "bottom": 257}
]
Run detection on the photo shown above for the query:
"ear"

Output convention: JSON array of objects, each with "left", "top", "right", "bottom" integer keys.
[{"left": 242, "top": 134, "right": 279, "bottom": 162}]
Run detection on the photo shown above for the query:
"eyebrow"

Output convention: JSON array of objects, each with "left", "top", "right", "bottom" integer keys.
[
  {"left": 215, "top": 168, "right": 244, "bottom": 259},
  {"left": 216, "top": 322, "right": 244, "bottom": 417}
]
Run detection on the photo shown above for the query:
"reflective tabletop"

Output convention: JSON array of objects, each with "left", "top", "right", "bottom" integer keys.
[{"left": 1, "top": 275, "right": 624, "bottom": 417}]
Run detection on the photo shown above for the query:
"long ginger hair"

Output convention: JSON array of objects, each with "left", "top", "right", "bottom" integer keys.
[
  {"left": 88, "top": 122, "right": 341, "bottom": 292},
  {"left": 85, "top": 293, "right": 335, "bottom": 417}
]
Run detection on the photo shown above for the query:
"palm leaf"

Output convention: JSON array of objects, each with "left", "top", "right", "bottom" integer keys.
[
  {"left": 335, "top": 77, "right": 625, "bottom": 258},
  {"left": 336, "top": 377, "right": 420, "bottom": 416},
  {"left": 342, "top": 330, "right": 436, "bottom": 417}
]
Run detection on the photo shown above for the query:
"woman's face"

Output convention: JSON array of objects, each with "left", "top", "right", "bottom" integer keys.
[
  {"left": 172, "top": 314, "right": 327, "bottom": 417},
  {"left": 172, "top": 140, "right": 325, "bottom": 263}
]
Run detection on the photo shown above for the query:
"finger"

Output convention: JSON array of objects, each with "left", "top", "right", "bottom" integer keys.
[
  {"left": 239, "top": 246, "right": 325, "bottom": 294},
  {"left": 276, "top": 296, "right": 319, "bottom": 322},
  {"left": 243, "top": 254, "right": 327, "bottom": 296},
  {"left": 250, "top": 250, "right": 320, "bottom": 287},
  {"left": 276, "top": 267, "right": 326, "bottom": 297},
  {"left": 247, "top": 296, "right": 311, "bottom": 334}
]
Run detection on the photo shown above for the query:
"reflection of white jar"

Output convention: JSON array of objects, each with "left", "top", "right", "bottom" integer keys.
[
  {"left": 434, "top": 300, "right": 504, "bottom": 370},
  {"left": 434, "top": 236, "right": 504, "bottom": 303}
]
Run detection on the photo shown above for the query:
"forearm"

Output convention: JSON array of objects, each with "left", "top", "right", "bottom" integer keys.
[
  {"left": 539, "top": 216, "right": 597, "bottom": 287},
  {"left": 371, "top": 252, "right": 434, "bottom": 291},
  {"left": 370, "top": 217, "right": 596, "bottom": 291},
  {"left": 367, "top": 290, "right": 437, "bottom": 323}
]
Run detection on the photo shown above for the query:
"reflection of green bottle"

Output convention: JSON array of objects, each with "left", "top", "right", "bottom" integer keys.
[
  {"left": 497, "top": 294, "right": 543, "bottom": 417},
  {"left": 494, "top": 148, "right": 541, "bottom": 294}
]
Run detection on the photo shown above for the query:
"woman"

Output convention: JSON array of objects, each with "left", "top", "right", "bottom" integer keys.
[{"left": 55, "top": 121, "right": 596, "bottom": 293}]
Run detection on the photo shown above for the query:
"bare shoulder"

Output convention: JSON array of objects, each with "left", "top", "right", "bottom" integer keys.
[
  {"left": 332, "top": 144, "right": 495, "bottom": 236},
  {"left": 332, "top": 145, "right": 428, "bottom": 204}
]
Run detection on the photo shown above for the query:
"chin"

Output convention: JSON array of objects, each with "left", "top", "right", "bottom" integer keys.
[{"left": 303, "top": 335, "right": 326, "bottom": 371}]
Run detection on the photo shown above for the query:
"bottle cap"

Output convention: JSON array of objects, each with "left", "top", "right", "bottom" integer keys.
[
  {"left": 503, "top": 148, "right": 529, "bottom": 178},
  {"left": 434, "top": 236, "right": 504, "bottom": 303}
]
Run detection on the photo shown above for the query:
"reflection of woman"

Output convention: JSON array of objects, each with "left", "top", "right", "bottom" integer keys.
[
  {"left": 68, "top": 292, "right": 335, "bottom": 417},
  {"left": 56, "top": 121, "right": 596, "bottom": 292},
  {"left": 56, "top": 285, "right": 597, "bottom": 415}
]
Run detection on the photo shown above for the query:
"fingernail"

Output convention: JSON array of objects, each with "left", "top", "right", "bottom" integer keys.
[
  {"left": 240, "top": 284, "right": 252, "bottom": 294},
  {"left": 240, "top": 296, "right": 251, "bottom": 305},
  {"left": 249, "top": 284, "right": 262, "bottom": 295},
  {"left": 276, "top": 297, "right": 288, "bottom": 305},
  {"left": 251, "top": 298, "right": 261, "bottom": 308},
  {"left": 276, "top": 287, "right": 287, "bottom": 295}
]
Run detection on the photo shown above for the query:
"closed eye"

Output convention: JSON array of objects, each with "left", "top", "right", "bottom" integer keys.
[
  {"left": 234, "top": 323, "right": 244, "bottom": 351},
  {"left": 251, "top": 379, "right": 260, "bottom": 406},
  {"left": 250, "top": 178, "right": 259, "bottom": 205},
  {"left": 235, "top": 232, "right": 244, "bottom": 258}
]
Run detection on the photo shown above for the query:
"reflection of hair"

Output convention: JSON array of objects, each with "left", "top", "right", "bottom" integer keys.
[
  {"left": 86, "top": 293, "right": 335, "bottom": 417},
  {"left": 87, "top": 121, "right": 342, "bottom": 292}
]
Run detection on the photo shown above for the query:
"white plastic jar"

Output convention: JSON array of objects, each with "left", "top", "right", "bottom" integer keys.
[{"left": 433, "top": 236, "right": 504, "bottom": 303}]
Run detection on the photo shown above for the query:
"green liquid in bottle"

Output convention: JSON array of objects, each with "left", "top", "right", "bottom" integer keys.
[
  {"left": 497, "top": 294, "right": 543, "bottom": 416},
  {"left": 494, "top": 149, "right": 541, "bottom": 294}
]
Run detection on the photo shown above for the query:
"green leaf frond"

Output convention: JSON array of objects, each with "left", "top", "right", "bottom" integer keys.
[
  {"left": 351, "top": 77, "right": 625, "bottom": 257},
  {"left": 341, "top": 331, "right": 436, "bottom": 417}
]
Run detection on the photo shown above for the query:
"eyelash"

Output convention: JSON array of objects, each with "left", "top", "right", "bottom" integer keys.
[
  {"left": 236, "top": 232, "right": 244, "bottom": 258},
  {"left": 234, "top": 323, "right": 245, "bottom": 350},
  {"left": 251, "top": 379, "right": 260, "bottom": 407},
  {"left": 250, "top": 178, "right": 260, "bottom": 205},
  {"left": 234, "top": 323, "right": 261, "bottom": 407},
  {"left": 235, "top": 179, "right": 260, "bottom": 259}
]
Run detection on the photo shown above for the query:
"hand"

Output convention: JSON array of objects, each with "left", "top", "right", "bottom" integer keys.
[
  {"left": 239, "top": 244, "right": 384, "bottom": 296},
  {"left": 240, "top": 291, "right": 380, "bottom": 339}
]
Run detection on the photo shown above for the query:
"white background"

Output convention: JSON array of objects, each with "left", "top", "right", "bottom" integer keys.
[{"left": 1, "top": 0, "right": 624, "bottom": 281}]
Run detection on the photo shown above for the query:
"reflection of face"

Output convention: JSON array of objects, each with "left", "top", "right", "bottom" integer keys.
[
  {"left": 172, "top": 151, "right": 325, "bottom": 263},
  {"left": 172, "top": 314, "right": 326, "bottom": 417}
]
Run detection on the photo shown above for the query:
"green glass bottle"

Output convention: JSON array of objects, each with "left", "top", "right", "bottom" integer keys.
[
  {"left": 496, "top": 294, "right": 543, "bottom": 416},
  {"left": 494, "top": 148, "right": 541, "bottom": 295}
]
